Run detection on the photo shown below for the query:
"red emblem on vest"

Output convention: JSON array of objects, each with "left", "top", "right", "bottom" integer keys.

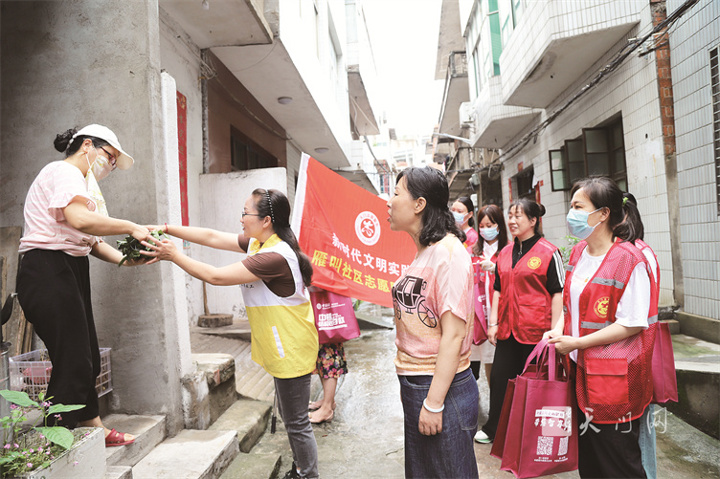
[
  {"left": 527, "top": 256, "right": 542, "bottom": 270},
  {"left": 594, "top": 296, "right": 610, "bottom": 318}
]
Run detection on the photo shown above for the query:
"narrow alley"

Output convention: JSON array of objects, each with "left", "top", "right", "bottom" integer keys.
[{"left": 195, "top": 318, "right": 719, "bottom": 479}]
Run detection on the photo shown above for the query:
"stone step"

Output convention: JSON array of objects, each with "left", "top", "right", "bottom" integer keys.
[
  {"left": 209, "top": 398, "right": 272, "bottom": 453},
  {"left": 185, "top": 353, "right": 239, "bottom": 429},
  {"left": 219, "top": 452, "right": 282, "bottom": 479},
  {"left": 132, "top": 429, "right": 239, "bottom": 479},
  {"left": 106, "top": 465, "right": 133, "bottom": 479},
  {"left": 104, "top": 414, "right": 166, "bottom": 468},
  {"left": 668, "top": 334, "right": 720, "bottom": 438}
]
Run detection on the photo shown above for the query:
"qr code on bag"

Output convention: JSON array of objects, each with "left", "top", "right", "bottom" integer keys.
[
  {"left": 537, "top": 436, "right": 554, "bottom": 456},
  {"left": 559, "top": 436, "right": 569, "bottom": 456}
]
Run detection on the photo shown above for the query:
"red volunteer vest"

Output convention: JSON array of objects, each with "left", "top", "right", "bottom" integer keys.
[
  {"left": 564, "top": 239, "right": 656, "bottom": 424},
  {"left": 635, "top": 239, "right": 659, "bottom": 321},
  {"left": 496, "top": 237, "right": 556, "bottom": 344}
]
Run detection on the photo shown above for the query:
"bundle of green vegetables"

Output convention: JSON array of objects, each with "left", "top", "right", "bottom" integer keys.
[{"left": 116, "top": 229, "right": 167, "bottom": 266}]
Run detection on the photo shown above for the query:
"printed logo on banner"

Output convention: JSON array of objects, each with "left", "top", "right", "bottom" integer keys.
[{"left": 355, "top": 211, "right": 381, "bottom": 246}]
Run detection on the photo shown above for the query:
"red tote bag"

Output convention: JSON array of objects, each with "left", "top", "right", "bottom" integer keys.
[
  {"left": 491, "top": 340, "right": 579, "bottom": 479},
  {"left": 472, "top": 258, "right": 488, "bottom": 345},
  {"left": 309, "top": 288, "right": 360, "bottom": 344},
  {"left": 651, "top": 321, "right": 678, "bottom": 404}
]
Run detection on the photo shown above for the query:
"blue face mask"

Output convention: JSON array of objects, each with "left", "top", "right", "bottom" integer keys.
[
  {"left": 452, "top": 211, "right": 466, "bottom": 225},
  {"left": 479, "top": 226, "right": 499, "bottom": 241},
  {"left": 566, "top": 208, "right": 602, "bottom": 240}
]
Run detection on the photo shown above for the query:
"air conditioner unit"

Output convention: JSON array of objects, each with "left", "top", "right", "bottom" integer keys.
[{"left": 459, "top": 102, "right": 475, "bottom": 129}]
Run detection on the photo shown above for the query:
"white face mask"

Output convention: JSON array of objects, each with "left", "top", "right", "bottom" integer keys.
[{"left": 86, "top": 146, "right": 113, "bottom": 181}]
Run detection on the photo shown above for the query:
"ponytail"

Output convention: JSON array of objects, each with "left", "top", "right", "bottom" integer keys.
[
  {"left": 615, "top": 192, "right": 644, "bottom": 243},
  {"left": 253, "top": 188, "right": 314, "bottom": 288}
]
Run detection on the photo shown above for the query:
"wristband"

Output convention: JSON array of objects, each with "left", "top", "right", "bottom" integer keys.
[
  {"left": 423, "top": 398, "right": 444, "bottom": 413},
  {"left": 164, "top": 223, "right": 169, "bottom": 234},
  {"left": 489, "top": 323, "right": 498, "bottom": 327}
]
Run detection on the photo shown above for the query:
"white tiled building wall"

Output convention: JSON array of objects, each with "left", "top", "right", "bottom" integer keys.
[
  {"left": 495, "top": 2, "right": 678, "bottom": 306},
  {"left": 668, "top": 0, "right": 720, "bottom": 320}
]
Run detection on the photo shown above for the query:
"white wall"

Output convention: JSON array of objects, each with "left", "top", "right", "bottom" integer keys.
[
  {"left": 279, "top": 0, "right": 353, "bottom": 161},
  {"left": 495, "top": 4, "right": 676, "bottom": 306},
  {"left": 198, "top": 168, "right": 288, "bottom": 319}
]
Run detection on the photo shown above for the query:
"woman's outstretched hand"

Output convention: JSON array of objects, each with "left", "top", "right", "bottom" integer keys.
[{"left": 140, "top": 237, "right": 177, "bottom": 265}]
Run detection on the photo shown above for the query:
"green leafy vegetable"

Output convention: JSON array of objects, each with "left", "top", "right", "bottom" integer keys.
[{"left": 117, "top": 229, "right": 167, "bottom": 266}]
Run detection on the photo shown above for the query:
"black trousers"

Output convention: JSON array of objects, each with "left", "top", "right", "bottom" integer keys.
[
  {"left": 481, "top": 333, "right": 536, "bottom": 439},
  {"left": 577, "top": 406, "right": 646, "bottom": 478},
  {"left": 17, "top": 249, "right": 100, "bottom": 427}
]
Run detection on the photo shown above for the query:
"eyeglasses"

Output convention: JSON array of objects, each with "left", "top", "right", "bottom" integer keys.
[
  {"left": 99, "top": 147, "right": 117, "bottom": 170},
  {"left": 241, "top": 212, "right": 264, "bottom": 218}
]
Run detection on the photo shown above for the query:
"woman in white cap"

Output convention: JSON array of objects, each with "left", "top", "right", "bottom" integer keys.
[{"left": 16, "top": 124, "right": 146, "bottom": 447}]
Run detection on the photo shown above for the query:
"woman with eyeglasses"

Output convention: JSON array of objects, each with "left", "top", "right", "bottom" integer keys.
[
  {"left": 16, "top": 124, "right": 148, "bottom": 447},
  {"left": 142, "top": 189, "right": 319, "bottom": 479}
]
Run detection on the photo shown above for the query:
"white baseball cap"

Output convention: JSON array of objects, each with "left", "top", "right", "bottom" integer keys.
[{"left": 72, "top": 124, "right": 134, "bottom": 170}]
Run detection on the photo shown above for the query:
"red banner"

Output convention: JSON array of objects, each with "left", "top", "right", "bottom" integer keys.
[{"left": 291, "top": 154, "right": 415, "bottom": 307}]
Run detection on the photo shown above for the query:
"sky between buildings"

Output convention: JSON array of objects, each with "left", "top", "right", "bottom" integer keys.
[{"left": 363, "top": 0, "right": 444, "bottom": 139}]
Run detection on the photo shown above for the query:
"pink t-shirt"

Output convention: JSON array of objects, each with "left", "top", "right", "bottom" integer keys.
[
  {"left": 393, "top": 234, "right": 474, "bottom": 375},
  {"left": 19, "top": 161, "right": 98, "bottom": 257}
]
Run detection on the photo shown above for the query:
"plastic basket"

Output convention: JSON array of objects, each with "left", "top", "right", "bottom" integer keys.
[{"left": 9, "top": 348, "right": 112, "bottom": 401}]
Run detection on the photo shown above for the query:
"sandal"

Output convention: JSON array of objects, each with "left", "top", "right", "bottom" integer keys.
[
  {"left": 105, "top": 428, "right": 135, "bottom": 447},
  {"left": 309, "top": 410, "right": 334, "bottom": 424}
]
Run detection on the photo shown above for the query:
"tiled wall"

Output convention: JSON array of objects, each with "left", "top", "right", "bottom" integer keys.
[
  {"left": 668, "top": 0, "right": 720, "bottom": 319},
  {"left": 496, "top": 3, "right": 679, "bottom": 306},
  {"left": 499, "top": 0, "right": 642, "bottom": 104}
]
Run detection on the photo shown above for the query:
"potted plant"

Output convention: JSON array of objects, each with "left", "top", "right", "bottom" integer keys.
[{"left": 0, "top": 389, "right": 97, "bottom": 478}]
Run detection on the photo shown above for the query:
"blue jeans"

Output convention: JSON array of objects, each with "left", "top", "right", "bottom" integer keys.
[
  {"left": 275, "top": 374, "right": 318, "bottom": 478},
  {"left": 639, "top": 404, "right": 657, "bottom": 479},
  {"left": 399, "top": 368, "right": 479, "bottom": 479}
]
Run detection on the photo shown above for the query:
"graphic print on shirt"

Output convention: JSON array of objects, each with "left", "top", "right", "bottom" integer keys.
[{"left": 392, "top": 275, "right": 437, "bottom": 328}]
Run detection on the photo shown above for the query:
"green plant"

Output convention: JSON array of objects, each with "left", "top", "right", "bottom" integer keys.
[
  {"left": 116, "top": 229, "right": 167, "bottom": 266},
  {"left": 0, "top": 390, "right": 85, "bottom": 476},
  {"left": 558, "top": 235, "right": 580, "bottom": 268}
]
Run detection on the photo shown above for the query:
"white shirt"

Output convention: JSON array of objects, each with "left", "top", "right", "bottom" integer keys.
[{"left": 569, "top": 248, "right": 651, "bottom": 361}]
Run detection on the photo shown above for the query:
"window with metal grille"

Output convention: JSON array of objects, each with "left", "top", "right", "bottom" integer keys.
[{"left": 710, "top": 46, "right": 720, "bottom": 215}]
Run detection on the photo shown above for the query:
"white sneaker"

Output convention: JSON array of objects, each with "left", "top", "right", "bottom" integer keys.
[{"left": 474, "top": 430, "right": 492, "bottom": 444}]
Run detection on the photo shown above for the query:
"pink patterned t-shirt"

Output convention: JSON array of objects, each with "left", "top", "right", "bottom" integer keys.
[
  {"left": 19, "top": 161, "right": 98, "bottom": 257},
  {"left": 392, "top": 234, "right": 474, "bottom": 375}
]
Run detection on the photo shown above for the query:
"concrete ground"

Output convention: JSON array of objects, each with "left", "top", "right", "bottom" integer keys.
[{"left": 249, "top": 328, "right": 719, "bottom": 479}]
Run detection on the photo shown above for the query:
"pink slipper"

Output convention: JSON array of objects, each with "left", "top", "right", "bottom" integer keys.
[{"left": 105, "top": 428, "right": 135, "bottom": 447}]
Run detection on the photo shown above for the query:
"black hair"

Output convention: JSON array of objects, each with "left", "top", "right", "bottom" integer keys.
[
  {"left": 473, "top": 204, "right": 508, "bottom": 255},
  {"left": 455, "top": 196, "right": 475, "bottom": 228},
  {"left": 252, "top": 188, "right": 313, "bottom": 288},
  {"left": 508, "top": 198, "right": 546, "bottom": 236},
  {"left": 54, "top": 128, "right": 109, "bottom": 157},
  {"left": 396, "top": 167, "right": 464, "bottom": 247},
  {"left": 570, "top": 176, "right": 641, "bottom": 243},
  {"left": 619, "top": 192, "right": 644, "bottom": 242}
]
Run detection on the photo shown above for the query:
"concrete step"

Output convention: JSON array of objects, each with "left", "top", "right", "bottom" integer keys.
[
  {"left": 209, "top": 398, "right": 272, "bottom": 453},
  {"left": 219, "top": 452, "right": 282, "bottom": 479},
  {"left": 106, "top": 465, "right": 132, "bottom": 479},
  {"left": 193, "top": 353, "right": 239, "bottom": 425},
  {"left": 192, "top": 320, "right": 252, "bottom": 341},
  {"left": 104, "top": 414, "right": 166, "bottom": 468},
  {"left": 668, "top": 334, "right": 720, "bottom": 439},
  {"left": 132, "top": 429, "right": 239, "bottom": 479},
  {"left": 190, "top": 331, "right": 275, "bottom": 403}
]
